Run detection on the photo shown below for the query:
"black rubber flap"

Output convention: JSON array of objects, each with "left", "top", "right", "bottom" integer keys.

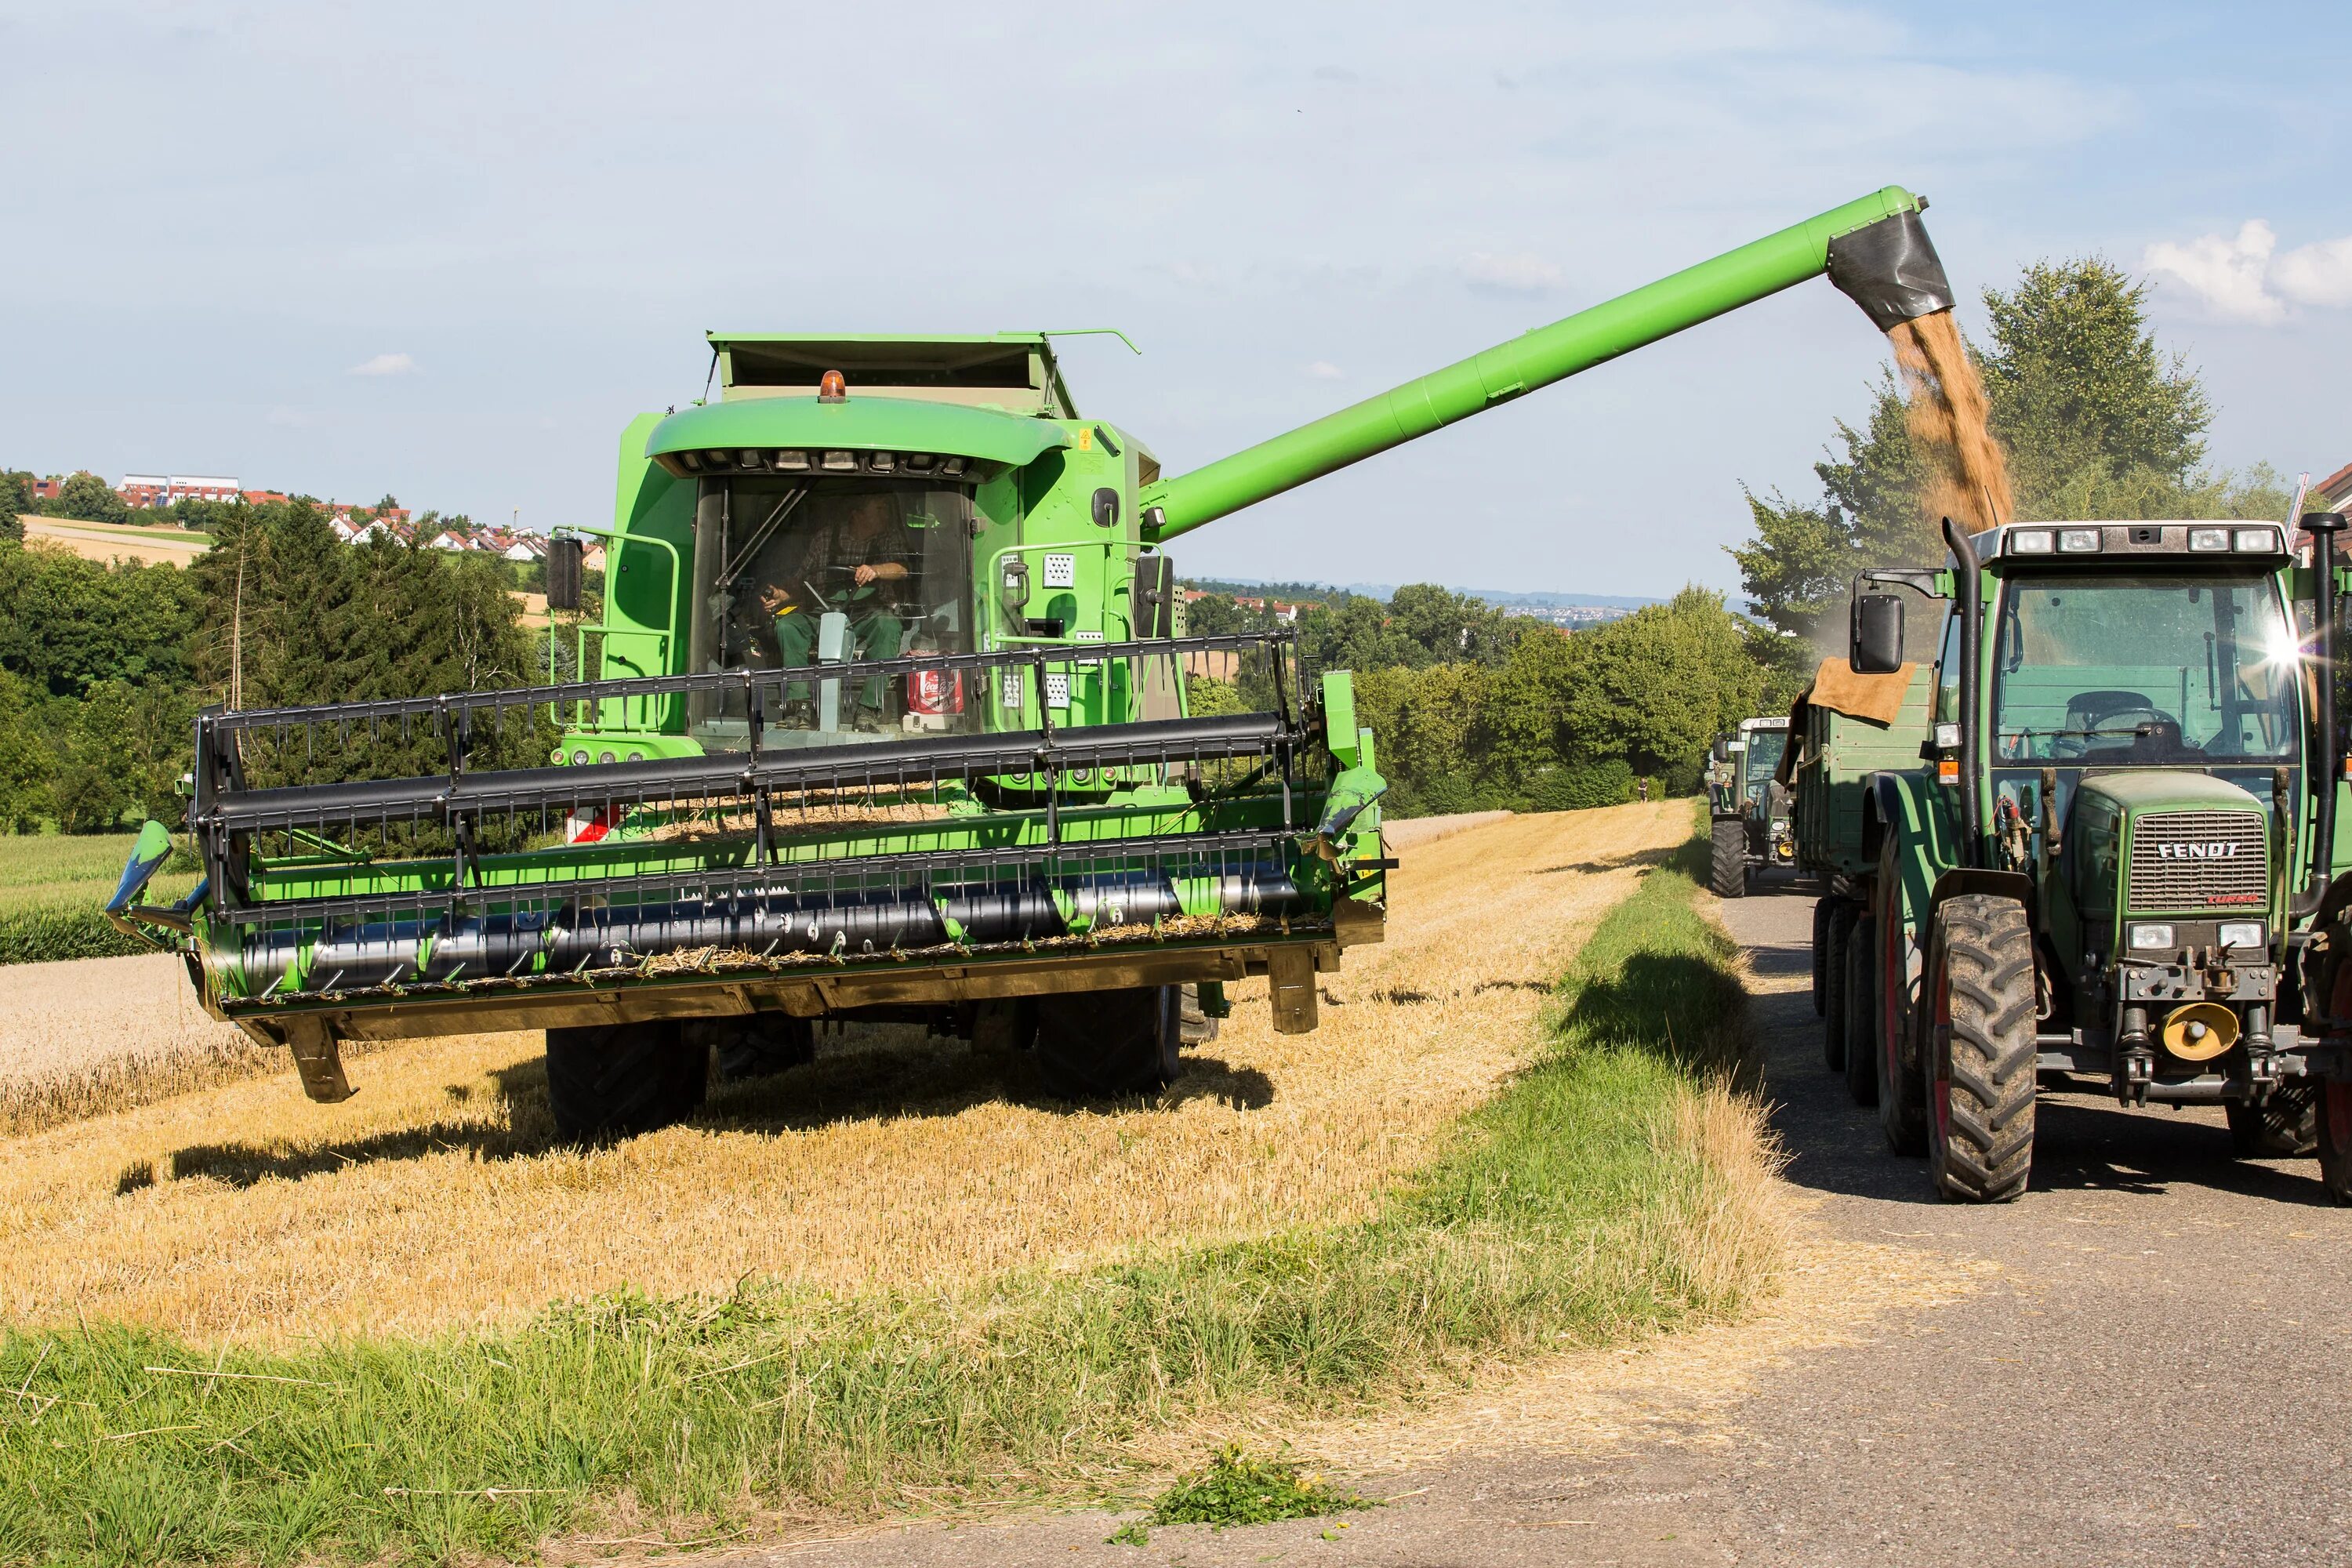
[{"left": 1825, "top": 209, "right": 1955, "bottom": 331}]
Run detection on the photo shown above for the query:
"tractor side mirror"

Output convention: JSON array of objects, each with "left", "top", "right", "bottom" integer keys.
[
  {"left": 547, "top": 537, "right": 584, "bottom": 612},
  {"left": 1710, "top": 735, "right": 1730, "bottom": 764},
  {"left": 1091, "top": 487, "right": 1120, "bottom": 528},
  {"left": 1849, "top": 593, "right": 1904, "bottom": 674}
]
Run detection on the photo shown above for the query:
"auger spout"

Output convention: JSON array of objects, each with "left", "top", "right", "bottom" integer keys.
[{"left": 1140, "top": 184, "right": 1952, "bottom": 543}]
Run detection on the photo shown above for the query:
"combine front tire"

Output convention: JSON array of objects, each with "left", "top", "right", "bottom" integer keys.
[
  {"left": 2227, "top": 1086, "right": 2318, "bottom": 1159},
  {"left": 1842, "top": 914, "right": 1880, "bottom": 1106},
  {"left": 1036, "top": 985, "right": 1182, "bottom": 1098},
  {"left": 1710, "top": 818, "right": 1747, "bottom": 898},
  {"left": 1924, "top": 895, "right": 2037, "bottom": 1203},
  {"left": 546, "top": 1022, "right": 709, "bottom": 1141},
  {"left": 1821, "top": 901, "right": 1857, "bottom": 1074}
]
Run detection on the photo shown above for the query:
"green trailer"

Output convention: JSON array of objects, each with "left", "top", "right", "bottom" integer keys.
[
  {"left": 1813, "top": 519, "right": 2352, "bottom": 1204},
  {"left": 108, "top": 186, "right": 1964, "bottom": 1138}
]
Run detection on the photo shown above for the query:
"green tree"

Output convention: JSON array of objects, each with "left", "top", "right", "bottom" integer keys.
[
  {"left": 54, "top": 471, "right": 129, "bottom": 525},
  {"left": 0, "top": 672, "right": 53, "bottom": 832},
  {"left": 1556, "top": 589, "right": 1761, "bottom": 778},
  {"left": 0, "top": 470, "right": 30, "bottom": 543}
]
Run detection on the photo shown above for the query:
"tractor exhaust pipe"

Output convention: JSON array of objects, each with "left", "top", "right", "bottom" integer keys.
[
  {"left": 1826, "top": 207, "right": 1957, "bottom": 331},
  {"left": 2296, "top": 511, "right": 2346, "bottom": 916},
  {"left": 1944, "top": 516, "right": 1985, "bottom": 869}
]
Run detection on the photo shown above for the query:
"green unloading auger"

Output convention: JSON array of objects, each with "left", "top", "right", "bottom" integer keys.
[{"left": 1140, "top": 185, "right": 1951, "bottom": 543}]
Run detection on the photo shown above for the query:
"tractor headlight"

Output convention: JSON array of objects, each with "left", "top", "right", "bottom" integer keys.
[
  {"left": 2218, "top": 921, "right": 2266, "bottom": 950},
  {"left": 2128, "top": 923, "right": 2176, "bottom": 952},
  {"left": 2008, "top": 529, "right": 2053, "bottom": 555},
  {"left": 2059, "top": 528, "right": 2100, "bottom": 553},
  {"left": 2188, "top": 527, "right": 2230, "bottom": 552},
  {"left": 2234, "top": 527, "right": 2279, "bottom": 553}
]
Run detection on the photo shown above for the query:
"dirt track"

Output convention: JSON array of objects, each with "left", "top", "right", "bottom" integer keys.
[{"left": 764, "top": 880, "right": 2352, "bottom": 1567}]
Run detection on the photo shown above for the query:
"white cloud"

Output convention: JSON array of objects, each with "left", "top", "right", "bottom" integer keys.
[
  {"left": 2275, "top": 236, "right": 2352, "bottom": 309},
  {"left": 1461, "top": 250, "right": 1565, "bottom": 296},
  {"left": 2144, "top": 221, "right": 2283, "bottom": 323},
  {"left": 348, "top": 351, "right": 417, "bottom": 376},
  {"left": 1303, "top": 360, "right": 1344, "bottom": 379},
  {"left": 2144, "top": 223, "right": 2352, "bottom": 324}
]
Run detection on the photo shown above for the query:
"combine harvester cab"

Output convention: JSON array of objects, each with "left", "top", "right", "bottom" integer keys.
[
  {"left": 111, "top": 186, "right": 1968, "bottom": 1135},
  {"left": 1801, "top": 515, "right": 2352, "bottom": 1205}
]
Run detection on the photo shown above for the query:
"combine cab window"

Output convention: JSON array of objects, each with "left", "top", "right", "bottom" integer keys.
[
  {"left": 1991, "top": 571, "right": 2299, "bottom": 764},
  {"left": 686, "top": 478, "right": 976, "bottom": 750}
]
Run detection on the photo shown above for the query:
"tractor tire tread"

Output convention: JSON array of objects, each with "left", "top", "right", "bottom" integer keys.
[
  {"left": 1843, "top": 914, "right": 1880, "bottom": 1105},
  {"left": 1822, "top": 902, "right": 1857, "bottom": 1075},
  {"left": 1929, "top": 895, "right": 2037, "bottom": 1203},
  {"left": 546, "top": 1022, "right": 707, "bottom": 1142},
  {"left": 1710, "top": 819, "right": 1748, "bottom": 899}
]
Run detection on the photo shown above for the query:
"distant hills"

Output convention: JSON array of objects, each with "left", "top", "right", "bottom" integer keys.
[{"left": 1181, "top": 576, "right": 1667, "bottom": 612}]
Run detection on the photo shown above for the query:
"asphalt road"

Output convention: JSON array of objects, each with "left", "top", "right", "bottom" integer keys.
[{"left": 760, "top": 882, "right": 2352, "bottom": 1567}]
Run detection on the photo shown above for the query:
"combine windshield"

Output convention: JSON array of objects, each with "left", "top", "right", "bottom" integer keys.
[
  {"left": 1991, "top": 570, "right": 2300, "bottom": 764},
  {"left": 686, "top": 477, "right": 976, "bottom": 750}
]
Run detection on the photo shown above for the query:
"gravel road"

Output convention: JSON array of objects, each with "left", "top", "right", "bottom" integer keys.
[{"left": 759, "top": 882, "right": 2352, "bottom": 1567}]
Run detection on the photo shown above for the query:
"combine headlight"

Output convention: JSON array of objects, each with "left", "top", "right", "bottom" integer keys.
[
  {"left": 2234, "top": 527, "right": 2279, "bottom": 553},
  {"left": 598, "top": 750, "right": 616, "bottom": 764},
  {"left": 941, "top": 456, "right": 967, "bottom": 477},
  {"left": 868, "top": 451, "right": 895, "bottom": 474},
  {"left": 821, "top": 450, "right": 858, "bottom": 472},
  {"left": 2008, "top": 529, "right": 2053, "bottom": 554},
  {"left": 571, "top": 748, "right": 590, "bottom": 765},
  {"left": 905, "top": 452, "right": 935, "bottom": 471},
  {"left": 773, "top": 449, "right": 808, "bottom": 471},
  {"left": 2058, "top": 528, "right": 2101, "bottom": 553},
  {"left": 2129, "top": 923, "right": 2176, "bottom": 952},
  {"left": 678, "top": 452, "right": 703, "bottom": 472},
  {"left": 2218, "top": 921, "right": 2266, "bottom": 950},
  {"left": 2189, "top": 527, "right": 2230, "bottom": 551}
]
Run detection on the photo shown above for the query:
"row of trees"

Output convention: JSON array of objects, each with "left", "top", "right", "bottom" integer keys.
[{"left": 0, "top": 498, "right": 540, "bottom": 833}]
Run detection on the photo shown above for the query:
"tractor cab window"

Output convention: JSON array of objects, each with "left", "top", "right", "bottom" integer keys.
[
  {"left": 1740, "top": 729, "right": 1786, "bottom": 800},
  {"left": 1991, "top": 570, "right": 2300, "bottom": 764},
  {"left": 685, "top": 477, "right": 977, "bottom": 750}
]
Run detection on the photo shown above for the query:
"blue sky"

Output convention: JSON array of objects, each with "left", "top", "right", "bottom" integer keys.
[{"left": 2, "top": 1, "right": 2345, "bottom": 597}]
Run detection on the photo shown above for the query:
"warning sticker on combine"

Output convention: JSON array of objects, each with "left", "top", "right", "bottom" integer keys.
[{"left": 1043, "top": 553, "right": 1076, "bottom": 589}]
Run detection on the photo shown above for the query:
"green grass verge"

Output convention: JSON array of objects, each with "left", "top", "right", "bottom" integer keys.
[{"left": 0, "top": 815, "right": 1756, "bottom": 1566}]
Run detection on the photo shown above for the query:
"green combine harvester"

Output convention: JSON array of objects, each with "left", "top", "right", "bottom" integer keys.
[{"left": 110, "top": 186, "right": 1962, "bottom": 1137}]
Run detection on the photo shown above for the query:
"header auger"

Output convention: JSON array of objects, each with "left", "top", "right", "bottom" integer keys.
[{"left": 112, "top": 187, "right": 1958, "bottom": 1137}]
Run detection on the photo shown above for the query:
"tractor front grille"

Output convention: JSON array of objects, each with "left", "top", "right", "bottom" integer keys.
[{"left": 2126, "top": 811, "right": 2267, "bottom": 912}]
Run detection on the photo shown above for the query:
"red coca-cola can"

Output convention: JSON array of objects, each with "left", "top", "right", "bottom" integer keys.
[{"left": 906, "top": 666, "right": 964, "bottom": 715}]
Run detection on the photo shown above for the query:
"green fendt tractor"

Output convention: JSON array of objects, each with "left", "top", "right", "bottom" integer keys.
[
  {"left": 1707, "top": 716, "right": 1792, "bottom": 897},
  {"left": 107, "top": 185, "right": 1963, "bottom": 1138},
  {"left": 1812, "top": 514, "right": 2352, "bottom": 1204}
]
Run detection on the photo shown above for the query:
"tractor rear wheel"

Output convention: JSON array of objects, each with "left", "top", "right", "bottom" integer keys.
[
  {"left": 2227, "top": 1085, "right": 2318, "bottom": 1159},
  {"left": 546, "top": 1021, "right": 709, "bottom": 1141},
  {"left": 2318, "top": 1080, "right": 2352, "bottom": 1205},
  {"left": 1036, "top": 985, "right": 1182, "bottom": 1098},
  {"left": 1843, "top": 913, "right": 1880, "bottom": 1105},
  {"left": 1710, "top": 818, "right": 1747, "bottom": 898},
  {"left": 1821, "top": 901, "right": 1857, "bottom": 1074},
  {"left": 1924, "top": 895, "right": 2037, "bottom": 1203}
]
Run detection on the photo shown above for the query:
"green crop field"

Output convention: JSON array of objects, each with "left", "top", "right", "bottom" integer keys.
[{"left": 0, "top": 833, "right": 198, "bottom": 965}]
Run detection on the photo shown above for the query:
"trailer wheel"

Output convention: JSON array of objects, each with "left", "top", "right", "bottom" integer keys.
[
  {"left": 1709, "top": 818, "right": 1747, "bottom": 898},
  {"left": 1810, "top": 898, "right": 1833, "bottom": 1016},
  {"left": 1924, "top": 895, "right": 2036, "bottom": 1203},
  {"left": 1875, "top": 844, "right": 1929, "bottom": 1156},
  {"left": 546, "top": 1021, "right": 708, "bottom": 1141},
  {"left": 1821, "top": 901, "right": 1857, "bottom": 1073},
  {"left": 1842, "top": 914, "right": 1880, "bottom": 1106},
  {"left": 2319, "top": 1081, "right": 2352, "bottom": 1205},
  {"left": 2227, "top": 1085, "right": 2318, "bottom": 1159},
  {"left": 1036, "top": 985, "right": 1182, "bottom": 1098}
]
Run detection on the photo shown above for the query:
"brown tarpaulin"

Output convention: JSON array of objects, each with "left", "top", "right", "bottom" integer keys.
[{"left": 1777, "top": 658, "right": 1918, "bottom": 786}]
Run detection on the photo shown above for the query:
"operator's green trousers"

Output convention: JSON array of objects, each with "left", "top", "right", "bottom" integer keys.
[{"left": 774, "top": 608, "right": 904, "bottom": 711}]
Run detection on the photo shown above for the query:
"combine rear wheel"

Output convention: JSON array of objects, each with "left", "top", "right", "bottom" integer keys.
[
  {"left": 1842, "top": 914, "right": 1879, "bottom": 1105},
  {"left": 1710, "top": 818, "right": 1747, "bottom": 898},
  {"left": 546, "top": 1022, "right": 709, "bottom": 1141},
  {"left": 1924, "top": 895, "right": 2036, "bottom": 1202},
  {"left": 1821, "top": 901, "right": 1857, "bottom": 1073},
  {"left": 1037, "top": 985, "right": 1182, "bottom": 1098},
  {"left": 2227, "top": 1086, "right": 2318, "bottom": 1159}
]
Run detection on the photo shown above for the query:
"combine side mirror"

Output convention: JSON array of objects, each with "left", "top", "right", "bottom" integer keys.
[
  {"left": 1091, "top": 487, "right": 1120, "bottom": 528},
  {"left": 547, "top": 537, "right": 584, "bottom": 612},
  {"left": 1850, "top": 593, "right": 1904, "bottom": 674}
]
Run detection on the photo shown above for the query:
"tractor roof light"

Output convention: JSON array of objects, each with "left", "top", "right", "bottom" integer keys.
[
  {"left": 2008, "top": 529, "right": 2053, "bottom": 555},
  {"left": 2058, "top": 528, "right": 2100, "bottom": 553},
  {"left": 2234, "top": 527, "right": 2281, "bottom": 553},
  {"left": 2189, "top": 527, "right": 2230, "bottom": 552}
]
